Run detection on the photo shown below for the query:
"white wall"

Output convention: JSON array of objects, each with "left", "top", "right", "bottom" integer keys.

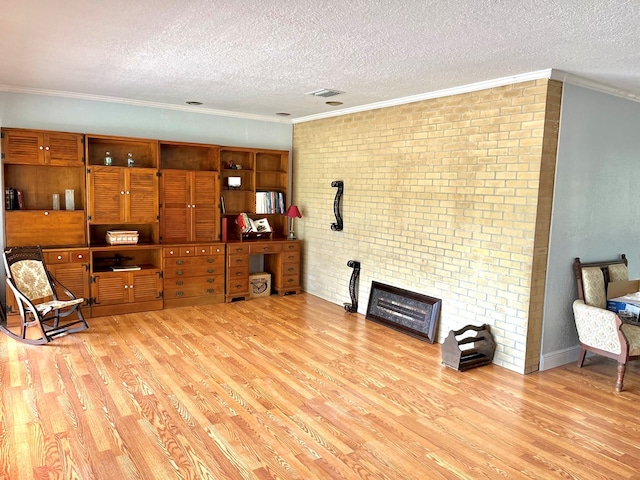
[{"left": 541, "top": 84, "right": 640, "bottom": 369}]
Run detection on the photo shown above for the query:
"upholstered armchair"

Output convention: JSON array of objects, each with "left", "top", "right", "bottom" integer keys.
[{"left": 573, "top": 255, "right": 640, "bottom": 391}]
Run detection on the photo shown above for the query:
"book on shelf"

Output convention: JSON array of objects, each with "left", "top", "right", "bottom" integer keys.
[
  {"left": 4, "top": 188, "right": 21, "bottom": 210},
  {"left": 236, "top": 213, "right": 271, "bottom": 233},
  {"left": 255, "top": 191, "right": 286, "bottom": 214},
  {"left": 111, "top": 265, "right": 142, "bottom": 271}
]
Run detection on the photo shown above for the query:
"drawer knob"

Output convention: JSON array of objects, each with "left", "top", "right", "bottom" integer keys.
[
  {"left": 207, "top": 288, "right": 214, "bottom": 294},
  {"left": 57, "top": 255, "right": 63, "bottom": 260},
  {"left": 176, "top": 270, "right": 183, "bottom": 276},
  {"left": 207, "top": 268, "right": 214, "bottom": 274},
  {"left": 207, "top": 278, "right": 214, "bottom": 283},
  {"left": 200, "top": 249, "right": 206, "bottom": 254},
  {"left": 176, "top": 260, "right": 184, "bottom": 265},
  {"left": 207, "top": 258, "right": 215, "bottom": 263},
  {"left": 176, "top": 291, "right": 183, "bottom": 297},
  {"left": 176, "top": 281, "right": 183, "bottom": 286},
  {"left": 235, "top": 271, "right": 243, "bottom": 276}
]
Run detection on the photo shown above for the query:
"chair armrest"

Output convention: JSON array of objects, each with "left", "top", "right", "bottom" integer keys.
[{"left": 572, "top": 299, "right": 623, "bottom": 354}]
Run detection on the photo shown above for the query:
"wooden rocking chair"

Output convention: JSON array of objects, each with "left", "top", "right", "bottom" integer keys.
[{"left": 2, "top": 246, "right": 89, "bottom": 344}]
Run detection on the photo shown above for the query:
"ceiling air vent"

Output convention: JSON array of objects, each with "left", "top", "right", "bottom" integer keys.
[{"left": 307, "top": 88, "right": 345, "bottom": 98}]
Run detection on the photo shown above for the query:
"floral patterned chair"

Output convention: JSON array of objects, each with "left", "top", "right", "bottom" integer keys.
[
  {"left": 573, "top": 254, "right": 640, "bottom": 391},
  {"left": 2, "top": 246, "right": 88, "bottom": 344}
]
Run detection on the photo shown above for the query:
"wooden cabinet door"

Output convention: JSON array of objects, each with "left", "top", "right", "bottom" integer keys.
[
  {"left": 126, "top": 169, "right": 158, "bottom": 223},
  {"left": 160, "top": 170, "right": 189, "bottom": 243},
  {"left": 1, "top": 129, "right": 45, "bottom": 164},
  {"left": 44, "top": 132, "right": 84, "bottom": 166},
  {"left": 191, "top": 171, "right": 218, "bottom": 242},
  {"left": 88, "top": 167, "right": 126, "bottom": 223},
  {"left": 48, "top": 263, "right": 90, "bottom": 305},
  {"left": 92, "top": 272, "right": 128, "bottom": 306},
  {"left": 130, "top": 271, "right": 162, "bottom": 303},
  {"left": 4, "top": 210, "right": 86, "bottom": 247},
  {"left": 1, "top": 129, "right": 83, "bottom": 165}
]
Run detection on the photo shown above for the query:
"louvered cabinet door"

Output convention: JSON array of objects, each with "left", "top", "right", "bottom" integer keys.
[
  {"left": 88, "top": 167, "right": 126, "bottom": 223},
  {"left": 160, "top": 170, "right": 190, "bottom": 243},
  {"left": 130, "top": 270, "right": 162, "bottom": 303},
  {"left": 1, "top": 129, "right": 44, "bottom": 164},
  {"left": 92, "top": 272, "right": 129, "bottom": 306},
  {"left": 191, "top": 171, "right": 219, "bottom": 242},
  {"left": 44, "top": 132, "right": 84, "bottom": 166},
  {"left": 127, "top": 168, "right": 158, "bottom": 223}
]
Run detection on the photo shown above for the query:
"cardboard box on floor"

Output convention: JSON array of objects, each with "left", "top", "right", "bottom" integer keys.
[{"left": 607, "top": 280, "right": 640, "bottom": 320}]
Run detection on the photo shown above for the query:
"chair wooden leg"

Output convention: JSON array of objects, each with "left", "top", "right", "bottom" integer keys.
[
  {"left": 577, "top": 348, "right": 587, "bottom": 367},
  {"left": 615, "top": 362, "right": 626, "bottom": 392}
]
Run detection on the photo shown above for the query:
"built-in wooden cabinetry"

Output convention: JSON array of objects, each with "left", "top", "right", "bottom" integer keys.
[
  {"left": 220, "top": 147, "right": 289, "bottom": 240},
  {"left": 163, "top": 244, "right": 225, "bottom": 307},
  {"left": 2, "top": 127, "right": 300, "bottom": 317},
  {"left": 159, "top": 141, "right": 220, "bottom": 244}
]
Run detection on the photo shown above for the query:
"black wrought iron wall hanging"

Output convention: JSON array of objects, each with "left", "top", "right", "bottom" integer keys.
[
  {"left": 344, "top": 260, "right": 360, "bottom": 313},
  {"left": 331, "top": 180, "right": 344, "bottom": 231}
]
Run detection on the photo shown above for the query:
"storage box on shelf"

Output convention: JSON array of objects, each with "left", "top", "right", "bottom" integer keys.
[{"left": 163, "top": 244, "right": 225, "bottom": 307}]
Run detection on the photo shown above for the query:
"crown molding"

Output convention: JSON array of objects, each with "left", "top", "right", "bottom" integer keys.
[
  {"left": 549, "top": 69, "right": 640, "bottom": 103},
  {"left": 292, "top": 69, "right": 554, "bottom": 124},
  {"left": 0, "top": 85, "right": 292, "bottom": 124}
]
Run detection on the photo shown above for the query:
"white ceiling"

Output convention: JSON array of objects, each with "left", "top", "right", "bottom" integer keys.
[{"left": 2, "top": 0, "right": 640, "bottom": 122}]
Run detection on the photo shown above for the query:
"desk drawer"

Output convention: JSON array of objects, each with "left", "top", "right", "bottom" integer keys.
[
  {"left": 282, "top": 263, "right": 300, "bottom": 276},
  {"left": 282, "top": 251, "right": 300, "bottom": 264},
  {"left": 249, "top": 243, "right": 282, "bottom": 254},
  {"left": 282, "top": 242, "right": 300, "bottom": 252},
  {"left": 228, "top": 244, "right": 249, "bottom": 254},
  {"left": 228, "top": 266, "right": 249, "bottom": 280},
  {"left": 282, "top": 274, "right": 300, "bottom": 289},
  {"left": 228, "top": 255, "right": 249, "bottom": 268},
  {"left": 227, "top": 278, "right": 249, "bottom": 294}
]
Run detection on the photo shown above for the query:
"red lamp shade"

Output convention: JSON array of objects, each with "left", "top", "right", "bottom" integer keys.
[{"left": 285, "top": 205, "right": 302, "bottom": 218}]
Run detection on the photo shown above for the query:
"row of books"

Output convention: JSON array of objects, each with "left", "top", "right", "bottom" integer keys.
[
  {"left": 256, "top": 191, "right": 285, "bottom": 214},
  {"left": 4, "top": 188, "right": 24, "bottom": 210}
]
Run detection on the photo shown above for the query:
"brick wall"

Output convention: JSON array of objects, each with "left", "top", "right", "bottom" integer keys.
[{"left": 292, "top": 79, "right": 562, "bottom": 373}]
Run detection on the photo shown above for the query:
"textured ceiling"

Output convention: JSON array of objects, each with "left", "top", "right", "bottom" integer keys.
[{"left": 1, "top": 0, "right": 640, "bottom": 122}]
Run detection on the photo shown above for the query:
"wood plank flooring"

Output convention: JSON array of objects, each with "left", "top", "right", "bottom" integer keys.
[{"left": 1, "top": 293, "right": 640, "bottom": 479}]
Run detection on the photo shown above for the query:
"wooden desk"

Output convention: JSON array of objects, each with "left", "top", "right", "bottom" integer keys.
[{"left": 225, "top": 239, "right": 301, "bottom": 302}]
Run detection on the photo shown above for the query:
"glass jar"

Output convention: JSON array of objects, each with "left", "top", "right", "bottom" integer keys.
[
  {"left": 127, "top": 153, "right": 135, "bottom": 167},
  {"left": 104, "top": 151, "right": 112, "bottom": 166}
]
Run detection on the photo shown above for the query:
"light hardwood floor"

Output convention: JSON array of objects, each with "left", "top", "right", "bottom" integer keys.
[{"left": 1, "top": 293, "right": 640, "bottom": 479}]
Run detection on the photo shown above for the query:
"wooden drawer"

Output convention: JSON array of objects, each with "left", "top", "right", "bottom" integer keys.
[
  {"left": 45, "top": 249, "right": 90, "bottom": 264},
  {"left": 196, "top": 245, "right": 224, "bottom": 256},
  {"left": 165, "top": 255, "right": 224, "bottom": 268},
  {"left": 228, "top": 254, "right": 249, "bottom": 268},
  {"left": 249, "top": 243, "right": 282, "bottom": 254},
  {"left": 281, "top": 274, "right": 300, "bottom": 289},
  {"left": 228, "top": 266, "right": 249, "bottom": 280},
  {"left": 282, "top": 242, "right": 300, "bottom": 252},
  {"left": 227, "top": 278, "right": 249, "bottom": 294},
  {"left": 282, "top": 263, "right": 300, "bottom": 276},
  {"left": 179, "top": 246, "right": 196, "bottom": 257},
  {"left": 164, "top": 263, "right": 225, "bottom": 279},
  {"left": 282, "top": 251, "right": 300, "bottom": 264},
  {"left": 227, "top": 244, "right": 248, "bottom": 254},
  {"left": 165, "top": 276, "right": 224, "bottom": 298}
]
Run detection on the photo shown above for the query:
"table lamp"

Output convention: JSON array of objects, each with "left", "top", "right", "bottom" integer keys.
[{"left": 285, "top": 205, "right": 302, "bottom": 239}]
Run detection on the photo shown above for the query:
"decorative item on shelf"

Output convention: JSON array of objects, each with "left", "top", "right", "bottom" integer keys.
[
  {"left": 228, "top": 177, "right": 241, "bottom": 189},
  {"left": 285, "top": 205, "right": 302, "bottom": 240},
  {"left": 65, "top": 189, "right": 75, "bottom": 211},
  {"left": 236, "top": 213, "right": 273, "bottom": 241},
  {"left": 52, "top": 194, "right": 60, "bottom": 210},
  {"left": 331, "top": 180, "right": 344, "bottom": 231},
  {"left": 126, "top": 153, "right": 135, "bottom": 167},
  {"left": 228, "top": 160, "right": 237, "bottom": 170},
  {"left": 104, "top": 151, "right": 112, "bottom": 166},
  {"left": 105, "top": 230, "right": 139, "bottom": 245}
]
